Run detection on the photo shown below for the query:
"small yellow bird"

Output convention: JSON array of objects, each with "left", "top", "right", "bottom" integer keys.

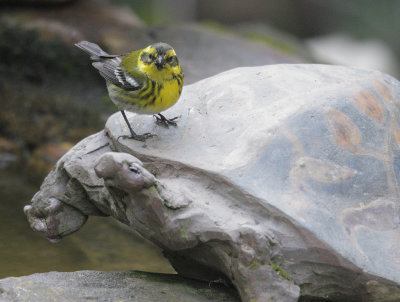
[{"left": 75, "top": 41, "right": 184, "bottom": 141}]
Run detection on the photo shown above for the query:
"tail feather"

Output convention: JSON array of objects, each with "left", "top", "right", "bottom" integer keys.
[{"left": 75, "top": 41, "right": 115, "bottom": 60}]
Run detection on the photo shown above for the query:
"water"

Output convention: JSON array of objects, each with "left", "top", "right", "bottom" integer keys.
[{"left": 0, "top": 171, "right": 175, "bottom": 279}]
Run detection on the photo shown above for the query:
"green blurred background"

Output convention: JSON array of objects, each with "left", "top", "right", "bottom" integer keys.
[{"left": 0, "top": 0, "right": 399, "bottom": 279}]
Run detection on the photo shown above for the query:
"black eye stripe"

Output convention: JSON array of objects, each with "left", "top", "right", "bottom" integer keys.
[
  {"left": 166, "top": 56, "right": 178, "bottom": 66},
  {"left": 141, "top": 50, "right": 178, "bottom": 67},
  {"left": 141, "top": 52, "right": 153, "bottom": 64}
]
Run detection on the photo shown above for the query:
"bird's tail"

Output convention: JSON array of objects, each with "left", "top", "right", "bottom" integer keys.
[{"left": 75, "top": 41, "right": 115, "bottom": 60}]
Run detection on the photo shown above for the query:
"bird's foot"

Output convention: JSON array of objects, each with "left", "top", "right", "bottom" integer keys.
[
  {"left": 154, "top": 113, "right": 179, "bottom": 128},
  {"left": 119, "top": 110, "right": 156, "bottom": 141}
]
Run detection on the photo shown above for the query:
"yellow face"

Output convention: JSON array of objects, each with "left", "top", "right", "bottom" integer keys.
[{"left": 137, "top": 43, "right": 182, "bottom": 82}]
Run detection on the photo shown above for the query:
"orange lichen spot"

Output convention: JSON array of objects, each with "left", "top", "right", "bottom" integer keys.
[
  {"left": 394, "top": 127, "right": 400, "bottom": 150},
  {"left": 325, "top": 108, "right": 361, "bottom": 152},
  {"left": 354, "top": 90, "right": 384, "bottom": 123},
  {"left": 374, "top": 80, "right": 393, "bottom": 102}
]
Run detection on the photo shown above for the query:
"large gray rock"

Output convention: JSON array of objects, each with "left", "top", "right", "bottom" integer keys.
[
  {"left": 0, "top": 270, "right": 240, "bottom": 302},
  {"left": 25, "top": 64, "right": 400, "bottom": 301}
]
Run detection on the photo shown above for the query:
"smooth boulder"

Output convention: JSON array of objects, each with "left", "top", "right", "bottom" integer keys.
[{"left": 25, "top": 64, "right": 400, "bottom": 302}]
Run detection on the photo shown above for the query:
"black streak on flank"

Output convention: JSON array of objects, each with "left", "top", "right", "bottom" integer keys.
[
  {"left": 140, "top": 80, "right": 156, "bottom": 100},
  {"left": 174, "top": 74, "right": 182, "bottom": 87}
]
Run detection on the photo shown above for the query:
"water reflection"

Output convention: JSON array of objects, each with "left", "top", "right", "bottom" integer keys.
[{"left": 0, "top": 171, "right": 175, "bottom": 278}]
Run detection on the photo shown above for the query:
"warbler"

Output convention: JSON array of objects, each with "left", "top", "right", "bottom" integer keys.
[{"left": 75, "top": 41, "right": 184, "bottom": 141}]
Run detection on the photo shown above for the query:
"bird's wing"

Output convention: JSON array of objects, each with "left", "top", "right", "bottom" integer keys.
[
  {"left": 75, "top": 41, "right": 115, "bottom": 59},
  {"left": 92, "top": 57, "right": 141, "bottom": 91}
]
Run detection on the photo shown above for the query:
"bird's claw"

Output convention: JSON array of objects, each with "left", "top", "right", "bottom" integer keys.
[
  {"left": 154, "top": 113, "right": 179, "bottom": 128},
  {"left": 118, "top": 132, "right": 156, "bottom": 142}
]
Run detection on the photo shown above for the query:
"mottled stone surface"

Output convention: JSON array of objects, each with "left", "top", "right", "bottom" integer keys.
[
  {"left": 0, "top": 271, "right": 240, "bottom": 302},
  {"left": 24, "top": 64, "right": 400, "bottom": 301}
]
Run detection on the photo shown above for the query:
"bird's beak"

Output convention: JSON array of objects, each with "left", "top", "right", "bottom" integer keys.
[{"left": 155, "top": 57, "right": 165, "bottom": 70}]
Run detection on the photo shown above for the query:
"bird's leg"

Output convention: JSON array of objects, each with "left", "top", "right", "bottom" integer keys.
[
  {"left": 119, "top": 110, "right": 155, "bottom": 141},
  {"left": 154, "top": 113, "right": 179, "bottom": 128}
]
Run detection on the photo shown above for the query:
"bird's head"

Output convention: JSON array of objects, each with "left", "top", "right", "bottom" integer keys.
[{"left": 138, "top": 42, "right": 182, "bottom": 81}]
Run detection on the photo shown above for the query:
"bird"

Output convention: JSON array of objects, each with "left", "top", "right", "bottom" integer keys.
[{"left": 75, "top": 40, "right": 184, "bottom": 141}]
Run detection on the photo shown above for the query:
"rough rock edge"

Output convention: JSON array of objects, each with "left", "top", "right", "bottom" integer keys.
[
  {"left": 0, "top": 270, "right": 240, "bottom": 302},
  {"left": 23, "top": 129, "right": 400, "bottom": 302}
]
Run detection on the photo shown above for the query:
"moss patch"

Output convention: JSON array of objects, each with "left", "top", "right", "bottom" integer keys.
[
  {"left": 179, "top": 220, "right": 189, "bottom": 237},
  {"left": 249, "top": 259, "right": 261, "bottom": 270},
  {"left": 269, "top": 261, "right": 292, "bottom": 281}
]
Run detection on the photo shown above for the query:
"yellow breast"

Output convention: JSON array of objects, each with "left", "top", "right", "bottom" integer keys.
[
  {"left": 107, "top": 75, "right": 183, "bottom": 115},
  {"left": 153, "top": 77, "right": 183, "bottom": 112}
]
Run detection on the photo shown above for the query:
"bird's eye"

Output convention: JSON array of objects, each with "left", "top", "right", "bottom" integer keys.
[{"left": 149, "top": 54, "right": 156, "bottom": 60}]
